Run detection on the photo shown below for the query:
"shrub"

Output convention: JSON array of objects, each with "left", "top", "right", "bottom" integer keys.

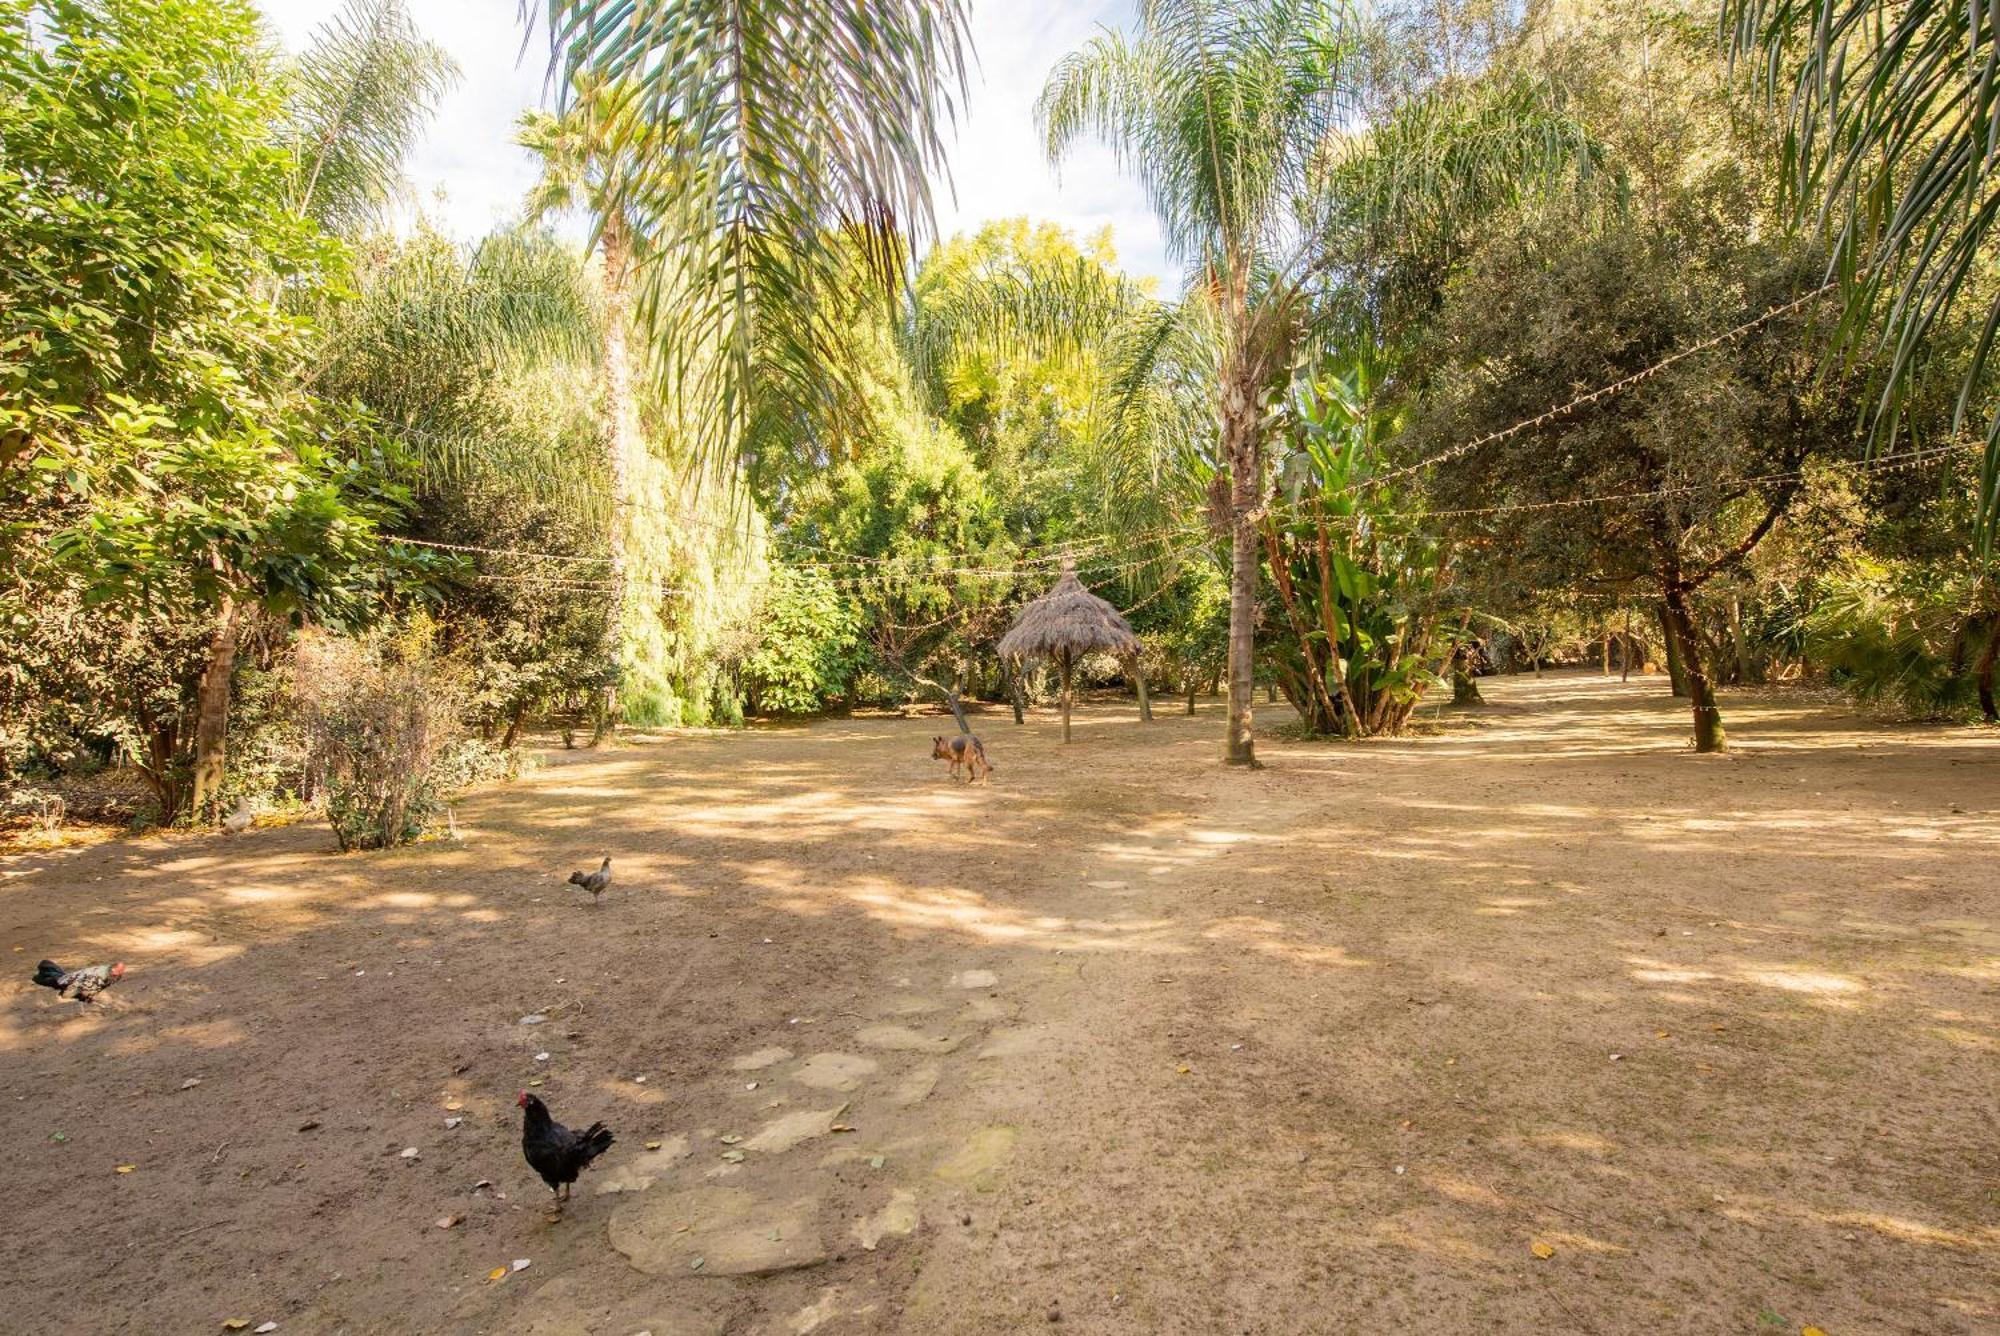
[{"left": 294, "top": 621, "right": 480, "bottom": 851}]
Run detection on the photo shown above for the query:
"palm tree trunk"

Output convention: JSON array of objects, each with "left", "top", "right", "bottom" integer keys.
[
  {"left": 1222, "top": 368, "right": 1260, "bottom": 767},
  {"left": 189, "top": 594, "right": 238, "bottom": 823},
  {"left": 598, "top": 209, "right": 639, "bottom": 730},
  {"left": 1975, "top": 614, "right": 2000, "bottom": 723},
  {"left": 1663, "top": 578, "right": 1725, "bottom": 752}
]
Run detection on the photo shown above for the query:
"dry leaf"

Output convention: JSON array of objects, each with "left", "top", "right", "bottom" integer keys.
[
  {"left": 1176, "top": 1065, "right": 1191, "bottom": 1075},
  {"left": 255, "top": 1325, "right": 278, "bottom": 1334},
  {"left": 1803, "top": 1328, "right": 1828, "bottom": 1336},
  {"left": 435, "top": 1214, "right": 463, "bottom": 1230},
  {"left": 399, "top": 1147, "right": 420, "bottom": 1160},
  {"left": 222, "top": 1322, "right": 250, "bottom": 1332},
  {"left": 1654, "top": 1030, "right": 1670, "bottom": 1039},
  {"left": 720, "top": 1149, "right": 745, "bottom": 1163},
  {"left": 831, "top": 1124, "right": 856, "bottom": 1133},
  {"left": 644, "top": 1140, "right": 663, "bottom": 1151},
  {"left": 116, "top": 1164, "right": 136, "bottom": 1174},
  {"left": 719, "top": 1134, "right": 743, "bottom": 1145},
  {"left": 1531, "top": 1242, "right": 1556, "bottom": 1259},
  {"left": 527, "top": 1077, "right": 545, "bottom": 1087},
  {"left": 486, "top": 1267, "right": 507, "bottom": 1282},
  {"left": 511, "top": 1258, "right": 530, "bottom": 1272},
  {"left": 443, "top": 1100, "right": 463, "bottom": 1111},
  {"left": 179, "top": 1078, "right": 203, "bottom": 1091}
]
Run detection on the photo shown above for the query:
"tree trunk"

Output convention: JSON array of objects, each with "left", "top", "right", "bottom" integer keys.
[
  {"left": 598, "top": 209, "right": 640, "bottom": 731},
  {"left": 1059, "top": 648, "right": 1073, "bottom": 744},
  {"left": 1186, "top": 675, "right": 1198, "bottom": 714},
  {"left": 1728, "top": 595, "right": 1760, "bottom": 685},
  {"left": 1451, "top": 643, "right": 1484, "bottom": 705},
  {"left": 1222, "top": 369, "right": 1260, "bottom": 767},
  {"left": 1658, "top": 602, "right": 1689, "bottom": 697},
  {"left": 1134, "top": 658, "right": 1152, "bottom": 722},
  {"left": 501, "top": 699, "right": 528, "bottom": 750},
  {"left": 1975, "top": 614, "right": 2000, "bottom": 723},
  {"left": 1621, "top": 610, "right": 1634, "bottom": 683},
  {"left": 189, "top": 594, "right": 238, "bottom": 824},
  {"left": 1004, "top": 656, "right": 1025, "bottom": 725},
  {"left": 1663, "top": 580, "right": 1725, "bottom": 752},
  {"left": 1601, "top": 633, "right": 1612, "bottom": 675}
]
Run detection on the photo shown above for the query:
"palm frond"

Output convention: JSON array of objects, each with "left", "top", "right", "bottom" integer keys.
[
  {"left": 534, "top": 0, "right": 972, "bottom": 464},
  {"left": 285, "top": 0, "right": 459, "bottom": 233},
  {"left": 1724, "top": 0, "right": 2000, "bottom": 547}
]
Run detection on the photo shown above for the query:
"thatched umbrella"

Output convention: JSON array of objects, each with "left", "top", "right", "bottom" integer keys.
[{"left": 998, "top": 562, "right": 1142, "bottom": 742}]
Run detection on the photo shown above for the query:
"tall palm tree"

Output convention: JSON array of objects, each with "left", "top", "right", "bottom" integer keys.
[
  {"left": 1725, "top": 0, "right": 2000, "bottom": 549},
  {"left": 1039, "top": 0, "right": 1368, "bottom": 766},
  {"left": 534, "top": 0, "right": 972, "bottom": 463},
  {"left": 517, "top": 83, "right": 666, "bottom": 717}
]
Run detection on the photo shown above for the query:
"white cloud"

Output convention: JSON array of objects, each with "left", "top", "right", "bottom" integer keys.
[{"left": 260, "top": 0, "right": 1171, "bottom": 286}]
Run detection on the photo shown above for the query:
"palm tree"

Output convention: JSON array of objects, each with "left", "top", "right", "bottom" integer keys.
[
  {"left": 1037, "top": 0, "right": 1369, "bottom": 765},
  {"left": 533, "top": 0, "right": 972, "bottom": 463},
  {"left": 517, "top": 83, "right": 665, "bottom": 720},
  {"left": 1725, "top": 0, "right": 2000, "bottom": 549}
]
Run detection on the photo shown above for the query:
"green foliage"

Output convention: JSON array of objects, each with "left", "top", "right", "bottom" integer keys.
[
  {"left": 741, "top": 566, "right": 865, "bottom": 714},
  {"left": 1799, "top": 561, "right": 1989, "bottom": 720}
]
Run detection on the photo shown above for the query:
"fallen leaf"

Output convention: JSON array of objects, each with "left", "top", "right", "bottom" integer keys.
[
  {"left": 1654, "top": 1030, "right": 1671, "bottom": 1039},
  {"left": 486, "top": 1267, "right": 507, "bottom": 1282},
  {"left": 1803, "top": 1328, "right": 1828, "bottom": 1336},
  {"left": 868, "top": 1155, "right": 885, "bottom": 1169},
  {"left": 527, "top": 1078, "right": 544, "bottom": 1087},
  {"left": 719, "top": 1134, "right": 743, "bottom": 1145},
  {"left": 297, "top": 1120, "right": 320, "bottom": 1133},
  {"left": 831, "top": 1124, "right": 856, "bottom": 1133},
  {"left": 511, "top": 1258, "right": 530, "bottom": 1272},
  {"left": 116, "top": 1164, "right": 136, "bottom": 1174},
  {"left": 179, "top": 1078, "right": 203, "bottom": 1091},
  {"left": 1175, "top": 1065, "right": 1191, "bottom": 1075},
  {"left": 444, "top": 1117, "right": 462, "bottom": 1129},
  {"left": 690, "top": 1256, "right": 705, "bottom": 1270},
  {"left": 1608, "top": 1053, "right": 1624, "bottom": 1062},
  {"left": 1531, "top": 1242, "right": 1556, "bottom": 1259},
  {"left": 255, "top": 1325, "right": 278, "bottom": 1334},
  {"left": 720, "top": 1149, "right": 745, "bottom": 1163},
  {"left": 644, "top": 1140, "right": 663, "bottom": 1151},
  {"left": 222, "top": 1322, "right": 250, "bottom": 1331},
  {"left": 435, "top": 1215, "right": 463, "bottom": 1230},
  {"left": 399, "top": 1147, "right": 420, "bottom": 1160},
  {"left": 443, "top": 1100, "right": 463, "bottom": 1111}
]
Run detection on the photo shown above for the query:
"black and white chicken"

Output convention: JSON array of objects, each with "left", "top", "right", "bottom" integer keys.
[
  {"left": 518, "top": 1092, "right": 614, "bottom": 1210},
  {"left": 33, "top": 959, "right": 126, "bottom": 1003},
  {"left": 567, "top": 856, "right": 612, "bottom": 905}
]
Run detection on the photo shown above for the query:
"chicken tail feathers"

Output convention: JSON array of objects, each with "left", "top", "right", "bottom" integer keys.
[
  {"left": 580, "top": 1122, "right": 614, "bottom": 1165},
  {"left": 33, "top": 960, "right": 65, "bottom": 989}
]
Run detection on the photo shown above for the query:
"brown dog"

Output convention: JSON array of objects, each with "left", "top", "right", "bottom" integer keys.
[{"left": 931, "top": 733, "right": 992, "bottom": 784}]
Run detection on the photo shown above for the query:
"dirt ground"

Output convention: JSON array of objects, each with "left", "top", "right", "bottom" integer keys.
[{"left": 2, "top": 672, "right": 1996, "bottom": 1335}]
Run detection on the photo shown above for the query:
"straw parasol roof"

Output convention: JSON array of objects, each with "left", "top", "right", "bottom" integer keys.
[{"left": 998, "top": 563, "right": 1140, "bottom": 662}]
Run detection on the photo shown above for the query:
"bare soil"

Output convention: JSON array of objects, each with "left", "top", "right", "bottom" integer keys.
[{"left": 2, "top": 672, "right": 1995, "bottom": 1335}]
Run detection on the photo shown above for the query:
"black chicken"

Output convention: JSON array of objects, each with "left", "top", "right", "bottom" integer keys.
[
  {"left": 33, "top": 959, "right": 125, "bottom": 1002},
  {"left": 567, "top": 856, "right": 612, "bottom": 905},
  {"left": 518, "top": 1092, "right": 613, "bottom": 1208}
]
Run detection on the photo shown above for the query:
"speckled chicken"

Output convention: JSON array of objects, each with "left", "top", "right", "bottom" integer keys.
[
  {"left": 568, "top": 856, "right": 612, "bottom": 905},
  {"left": 34, "top": 959, "right": 125, "bottom": 1002}
]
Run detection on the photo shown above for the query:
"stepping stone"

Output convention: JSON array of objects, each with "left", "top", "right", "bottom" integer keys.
[
  {"left": 855, "top": 1024, "right": 960, "bottom": 1053},
  {"left": 744, "top": 1105, "right": 848, "bottom": 1154},
  {"left": 610, "top": 1186, "right": 826, "bottom": 1277},
  {"left": 729, "top": 1046, "right": 793, "bottom": 1072},
  {"left": 888, "top": 1065, "right": 940, "bottom": 1108},
  {"left": 593, "top": 1134, "right": 690, "bottom": 1195},
  {"left": 852, "top": 1189, "right": 920, "bottom": 1251},
  {"left": 950, "top": 969, "right": 998, "bottom": 990},
  {"left": 791, "top": 1052, "right": 878, "bottom": 1093},
  {"left": 934, "top": 1126, "right": 1016, "bottom": 1189}
]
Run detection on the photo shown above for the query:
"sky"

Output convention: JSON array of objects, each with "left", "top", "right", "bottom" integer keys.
[{"left": 260, "top": 0, "right": 1174, "bottom": 289}]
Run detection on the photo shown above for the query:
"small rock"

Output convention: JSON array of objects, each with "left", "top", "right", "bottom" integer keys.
[
  {"left": 179, "top": 1078, "right": 203, "bottom": 1091},
  {"left": 255, "top": 1325, "right": 278, "bottom": 1334},
  {"left": 444, "top": 1117, "right": 462, "bottom": 1129},
  {"left": 534, "top": 1052, "right": 550, "bottom": 1062},
  {"left": 399, "top": 1147, "right": 420, "bottom": 1160},
  {"left": 511, "top": 1258, "right": 531, "bottom": 1272},
  {"left": 519, "top": 1014, "right": 547, "bottom": 1026}
]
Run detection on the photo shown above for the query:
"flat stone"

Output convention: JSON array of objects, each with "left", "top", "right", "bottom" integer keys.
[
  {"left": 977, "top": 1028, "right": 1042, "bottom": 1060},
  {"left": 594, "top": 1134, "right": 691, "bottom": 1195},
  {"left": 729, "top": 1046, "right": 794, "bottom": 1072},
  {"left": 888, "top": 1065, "right": 940, "bottom": 1108},
  {"left": 852, "top": 1189, "right": 920, "bottom": 1251},
  {"left": 610, "top": 1186, "right": 827, "bottom": 1278},
  {"left": 744, "top": 1104, "right": 847, "bottom": 1154},
  {"left": 790, "top": 1052, "right": 878, "bottom": 1092},
  {"left": 855, "top": 1024, "right": 960, "bottom": 1053},
  {"left": 934, "top": 1126, "right": 1015, "bottom": 1189},
  {"left": 950, "top": 969, "right": 998, "bottom": 990}
]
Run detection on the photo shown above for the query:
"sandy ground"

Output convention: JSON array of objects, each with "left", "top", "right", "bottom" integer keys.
[{"left": 2, "top": 672, "right": 1996, "bottom": 1335}]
